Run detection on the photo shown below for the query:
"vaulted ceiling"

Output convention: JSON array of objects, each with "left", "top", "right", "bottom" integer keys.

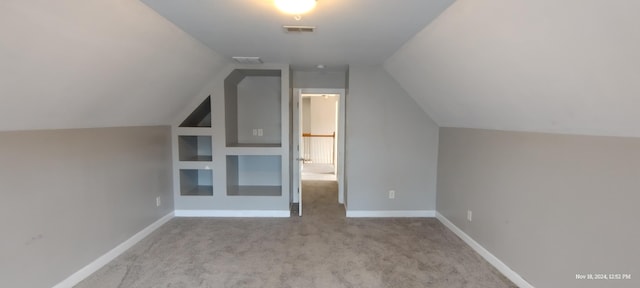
[
  {"left": 0, "top": 0, "right": 226, "bottom": 131},
  {"left": 2, "top": 0, "right": 639, "bottom": 138},
  {"left": 386, "top": 0, "right": 640, "bottom": 137}
]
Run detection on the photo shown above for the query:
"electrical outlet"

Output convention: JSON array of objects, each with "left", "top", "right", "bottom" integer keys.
[
  {"left": 388, "top": 190, "right": 395, "bottom": 199},
  {"left": 257, "top": 129, "right": 263, "bottom": 136},
  {"left": 467, "top": 210, "right": 472, "bottom": 222},
  {"left": 252, "top": 129, "right": 258, "bottom": 136},
  {"left": 156, "top": 196, "right": 161, "bottom": 207}
]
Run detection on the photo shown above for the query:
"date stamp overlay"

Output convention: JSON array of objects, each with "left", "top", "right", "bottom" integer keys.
[{"left": 576, "top": 273, "right": 632, "bottom": 281}]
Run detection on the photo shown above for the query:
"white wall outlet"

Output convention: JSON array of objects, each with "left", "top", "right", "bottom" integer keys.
[
  {"left": 388, "top": 190, "right": 395, "bottom": 199},
  {"left": 156, "top": 196, "right": 161, "bottom": 207},
  {"left": 467, "top": 210, "right": 472, "bottom": 222},
  {"left": 252, "top": 129, "right": 258, "bottom": 136},
  {"left": 257, "top": 129, "right": 263, "bottom": 136}
]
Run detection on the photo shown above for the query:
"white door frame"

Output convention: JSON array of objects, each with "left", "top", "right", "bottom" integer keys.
[{"left": 292, "top": 88, "right": 346, "bottom": 215}]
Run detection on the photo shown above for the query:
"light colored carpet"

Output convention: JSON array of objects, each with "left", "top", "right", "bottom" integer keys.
[
  {"left": 302, "top": 163, "right": 337, "bottom": 181},
  {"left": 76, "top": 181, "right": 516, "bottom": 288}
]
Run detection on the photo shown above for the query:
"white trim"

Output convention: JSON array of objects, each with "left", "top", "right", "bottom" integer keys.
[
  {"left": 292, "top": 88, "right": 347, "bottom": 210},
  {"left": 346, "top": 210, "right": 435, "bottom": 218},
  {"left": 436, "top": 212, "right": 535, "bottom": 288},
  {"left": 174, "top": 210, "right": 290, "bottom": 218},
  {"left": 52, "top": 212, "right": 174, "bottom": 288}
]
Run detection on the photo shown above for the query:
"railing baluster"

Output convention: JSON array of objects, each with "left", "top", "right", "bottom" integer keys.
[{"left": 302, "top": 132, "right": 335, "bottom": 164}]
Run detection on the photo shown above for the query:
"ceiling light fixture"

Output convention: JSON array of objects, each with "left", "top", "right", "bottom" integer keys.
[{"left": 274, "top": 0, "right": 317, "bottom": 15}]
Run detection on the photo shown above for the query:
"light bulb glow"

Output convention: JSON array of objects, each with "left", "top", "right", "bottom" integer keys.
[{"left": 275, "top": 0, "right": 317, "bottom": 15}]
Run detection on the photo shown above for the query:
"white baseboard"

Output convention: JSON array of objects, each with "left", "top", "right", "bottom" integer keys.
[
  {"left": 52, "top": 212, "right": 174, "bottom": 288},
  {"left": 174, "top": 210, "right": 290, "bottom": 218},
  {"left": 346, "top": 210, "right": 436, "bottom": 218},
  {"left": 436, "top": 212, "right": 534, "bottom": 288}
]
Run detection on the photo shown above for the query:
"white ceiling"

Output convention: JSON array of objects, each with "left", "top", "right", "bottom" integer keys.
[
  {"left": 386, "top": 0, "right": 640, "bottom": 138},
  {"left": 140, "top": 0, "right": 455, "bottom": 66}
]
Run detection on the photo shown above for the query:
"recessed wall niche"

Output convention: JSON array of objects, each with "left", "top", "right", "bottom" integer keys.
[
  {"left": 179, "top": 169, "right": 213, "bottom": 196},
  {"left": 225, "top": 69, "right": 282, "bottom": 147},
  {"left": 226, "top": 155, "right": 282, "bottom": 196},
  {"left": 180, "top": 96, "right": 211, "bottom": 128},
  {"left": 178, "top": 136, "right": 212, "bottom": 161}
]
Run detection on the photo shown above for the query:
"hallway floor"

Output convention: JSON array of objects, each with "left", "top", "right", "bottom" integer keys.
[
  {"left": 302, "top": 163, "right": 336, "bottom": 181},
  {"left": 76, "top": 181, "right": 515, "bottom": 288}
]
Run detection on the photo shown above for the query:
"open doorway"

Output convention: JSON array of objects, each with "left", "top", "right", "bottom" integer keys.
[
  {"left": 292, "top": 88, "right": 346, "bottom": 216},
  {"left": 301, "top": 93, "right": 338, "bottom": 181}
]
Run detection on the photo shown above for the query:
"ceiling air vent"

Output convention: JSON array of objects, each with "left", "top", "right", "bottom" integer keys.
[
  {"left": 231, "top": 57, "right": 263, "bottom": 64},
  {"left": 283, "top": 25, "right": 316, "bottom": 33}
]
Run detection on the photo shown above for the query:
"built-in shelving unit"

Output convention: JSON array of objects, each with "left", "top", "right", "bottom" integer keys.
[
  {"left": 178, "top": 136, "right": 212, "bottom": 161},
  {"left": 226, "top": 155, "right": 282, "bottom": 196},
  {"left": 174, "top": 96, "right": 214, "bottom": 196},
  {"left": 172, "top": 65, "right": 290, "bottom": 216},
  {"left": 179, "top": 169, "right": 213, "bottom": 196},
  {"left": 225, "top": 69, "right": 282, "bottom": 147},
  {"left": 180, "top": 96, "right": 211, "bottom": 128}
]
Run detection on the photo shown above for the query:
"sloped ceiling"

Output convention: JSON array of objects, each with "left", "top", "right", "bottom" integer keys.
[
  {"left": 0, "top": 0, "right": 227, "bottom": 131},
  {"left": 6, "top": 0, "right": 638, "bottom": 137},
  {"left": 386, "top": 0, "right": 640, "bottom": 138},
  {"left": 140, "top": 0, "right": 455, "bottom": 66}
]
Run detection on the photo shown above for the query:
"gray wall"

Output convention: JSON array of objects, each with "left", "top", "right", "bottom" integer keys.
[
  {"left": 0, "top": 126, "right": 173, "bottom": 288},
  {"left": 437, "top": 127, "right": 640, "bottom": 288},
  {"left": 237, "top": 76, "right": 282, "bottom": 145},
  {"left": 346, "top": 66, "right": 439, "bottom": 211},
  {"left": 310, "top": 96, "right": 338, "bottom": 135},
  {"left": 237, "top": 155, "right": 282, "bottom": 186},
  {"left": 292, "top": 70, "right": 347, "bottom": 89},
  {"left": 302, "top": 97, "right": 311, "bottom": 133}
]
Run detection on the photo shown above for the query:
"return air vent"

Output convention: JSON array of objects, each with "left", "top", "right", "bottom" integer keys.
[
  {"left": 231, "top": 57, "right": 263, "bottom": 64},
  {"left": 283, "top": 25, "right": 316, "bottom": 33}
]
